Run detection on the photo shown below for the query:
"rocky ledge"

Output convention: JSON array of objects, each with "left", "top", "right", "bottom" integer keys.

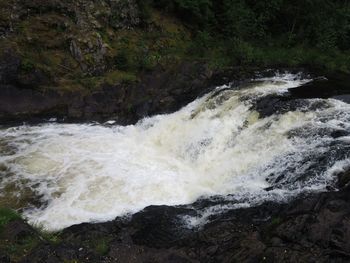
[
  {"left": 1, "top": 173, "right": 350, "bottom": 263},
  {"left": 0, "top": 55, "right": 258, "bottom": 125}
]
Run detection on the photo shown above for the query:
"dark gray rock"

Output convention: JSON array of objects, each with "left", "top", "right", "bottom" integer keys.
[
  {"left": 0, "top": 49, "right": 21, "bottom": 85},
  {"left": 0, "top": 62, "right": 253, "bottom": 125},
  {"left": 16, "top": 186, "right": 350, "bottom": 262}
]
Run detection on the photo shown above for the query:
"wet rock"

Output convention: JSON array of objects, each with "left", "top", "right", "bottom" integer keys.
[
  {"left": 6, "top": 187, "right": 350, "bottom": 262},
  {"left": 337, "top": 170, "right": 350, "bottom": 189},
  {"left": 1, "top": 219, "right": 36, "bottom": 242},
  {"left": 0, "top": 49, "right": 21, "bottom": 85},
  {"left": 129, "top": 205, "right": 196, "bottom": 248},
  {"left": 330, "top": 130, "right": 350, "bottom": 139},
  {"left": 0, "top": 62, "right": 237, "bottom": 124},
  {"left": 0, "top": 85, "right": 70, "bottom": 122},
  {"left": 254, "top": 95, "right": 310, "bottom": 118},
  {"left": 253, "top": 71, "right": 350, "bottom": 120},
  {"left": 106, "top": 243, "right": 197, "bottom": 263},
  {"left": 265, "top": 143, "right": 350, "bottom": 191},
  {"left": 289, "top": 72, "right": 350, "bottom": 101}
]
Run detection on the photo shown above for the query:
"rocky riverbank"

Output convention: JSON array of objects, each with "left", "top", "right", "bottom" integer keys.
[
  {"left": 2, "top": 171, "right": 350, "bottom": 263},
  {"left": 0, "top": 58, "right": 257, "bottom": 125}
]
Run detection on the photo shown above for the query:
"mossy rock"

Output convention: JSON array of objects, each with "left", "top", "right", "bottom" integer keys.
[{"left": 0, "top": 208, "right": 21, "bottom": 233}]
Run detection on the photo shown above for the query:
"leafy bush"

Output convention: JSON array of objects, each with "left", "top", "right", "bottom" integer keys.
[{"left": 150, "top": 0, "right": 350, "bottom": 51}]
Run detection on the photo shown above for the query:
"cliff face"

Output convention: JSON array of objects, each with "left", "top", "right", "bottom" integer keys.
[
  {"left": 0, "top": 0, "right": 141, "bottom": 36},
  {"left": 0, "top": 0, "right": 141, "bottom": 76},
  {"left": 0, "top": 0, "right": 218, "bottom": 123},
  {"left": 0, "top": 0, "right": 191, "bottom": 88}
]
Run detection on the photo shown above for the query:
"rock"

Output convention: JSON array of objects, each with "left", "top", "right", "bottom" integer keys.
[
  {"left": 107, "top": 243, "right": 197, "bottom": 263},
  {"left": 0, "top": 255, "right": 10, "bottom": 263},
  {"left": 3, "top": 184, "right": 350, "bottom": 262},
  {"left": 253, "top": 94, "right": 311, "bottom": 118},
  {"left": 69, "top": 33, "right": 109, "bottom": 75},
  {"left": 17, "top": 68, "right": 51, "bottom": 89},
  {"left": 0, "top": 85, "right": 70, "bottom": 122},
  {"left": 337, "top": 170, "right": 350, "bottom": 189},
  {"left": 0, "top": 62, "right": 246, "bottom": 124},
  {"left": 109, "top": 0, "right": 141, "bottom": 29},
  {"left": 0, "top": 48, "right": 21, "bottom": 85},
  {"left": 0, "top": 0, "right": 144, "bottom": 79},
  {"left": 1, "top": 219, "right": 36, "bottom": 242}
]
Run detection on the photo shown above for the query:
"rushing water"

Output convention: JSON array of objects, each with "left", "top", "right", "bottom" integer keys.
[{"left": 1, "top": 73, "right": 350, "bottom": 231}]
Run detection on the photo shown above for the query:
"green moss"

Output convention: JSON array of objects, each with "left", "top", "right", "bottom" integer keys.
[
  {"left": 105, "top": 70, "right": 138, "bottom": 85},
  {"left": 77, "top": 76, "right": 103, "bottom": 90},
  {"left": 270, "top": 217, "right": 282, "bottom": 226},
  {"left": 0, "top": 208, "right": 65, "bottom": 262},
  {"left": 20, "top": 59, "right": 35, "bottom": 73},
  {"left": 114, "top": 52, "right": 129, "bottom": 71},
  {"left": 0, "top": 209, "right": 39, "bottom": 262},
  {"left": 39, "top": 230, "right": 61, "bottom": 244},
  {"left": 93, "top": 238, "right": 110, "bottom": 256},
  {"left": 2, "top": 2, "right": 348, "bottom": 97},
  {"left": 1, "top": 7, "right": 196, "bottom": 92},
  {"left": 1, "top": 236, "right": 40, "bottom": 261},
  {"left": 0, "top": 208, "right": 21, "bottom": 233}
]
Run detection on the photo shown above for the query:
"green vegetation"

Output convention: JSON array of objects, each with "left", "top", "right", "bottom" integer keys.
[
  {"left": 93, "top": 238, "right": 110, "bottom": 256},
  {"left": 151, "top": 0, "right": 349, "bottom": 49},
  {"left": 148, "top": 0, "right": 350, "bottom": 72},
  {"left": 270, "top": 217, "right": 282, "bottom": 227},
  {"left": 0, "top": 208, "right": 37, "bottom": 262},
  {"left": 39, "top": 230, "right": 62, "bottom": 244},
  {"left": 0, "top": 208, "right": 21, "bottom": 232},
  {"left": 1, "top": 0, "right": 349, "bottom": 91},
  {"left": 20, "top": 59, "right": 35, "bottom": 73},
  {"left": 1, "top": 236, "right": 40, "bottom": 262},
  {"left": 0, "top": 208, "right": 62, "bottom": 262}
]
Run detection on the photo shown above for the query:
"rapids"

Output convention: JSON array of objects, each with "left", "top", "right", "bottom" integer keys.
[{"left": 1, "top": 73, "right": 350, "bottom": 231}]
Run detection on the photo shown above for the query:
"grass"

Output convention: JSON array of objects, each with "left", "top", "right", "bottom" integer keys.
[
  {"left": 0, "top": 208, "right": 38, "bottom": 262},
  {"left": 39, "top": 230, "right": 62, "bottom": 244},
  {"left": 93, "top": 238, "right": 110, "bottom": 256},
  {"left": 1, "top": 236, "right": 40, "bottom": 261},
  {"left": 105, "top": 70, "right": 138, "bottom": 85},
  {"left": 0, "top": 208, "right": 21, "bottom": 233},
  {"left": 0, "top": 207, "right": 63, "bottom": 262}
]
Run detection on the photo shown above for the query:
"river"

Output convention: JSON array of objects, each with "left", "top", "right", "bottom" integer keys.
[{"left": 1, "top": 72, "right": 350, "bottom": 231}]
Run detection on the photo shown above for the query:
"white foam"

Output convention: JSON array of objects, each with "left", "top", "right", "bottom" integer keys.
[{"left": 1, "top": 74, "right": 350, "bottom": 231}]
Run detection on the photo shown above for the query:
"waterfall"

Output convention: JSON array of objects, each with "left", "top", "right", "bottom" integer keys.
[{"left": 1, "top": 73, "right": 350, "bottom": 231}]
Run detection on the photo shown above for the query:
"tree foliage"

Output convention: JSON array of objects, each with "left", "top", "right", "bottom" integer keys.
[{"left": 149, "top": 0, "right": 350, "bottom": 50}]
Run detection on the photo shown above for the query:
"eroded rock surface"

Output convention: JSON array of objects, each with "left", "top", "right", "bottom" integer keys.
[
  {"left": 0, "top": 61, "right": 256, "bottom": 125},
  {"left": 8, "top": 182, "right": 350, "bottom": 263}
]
